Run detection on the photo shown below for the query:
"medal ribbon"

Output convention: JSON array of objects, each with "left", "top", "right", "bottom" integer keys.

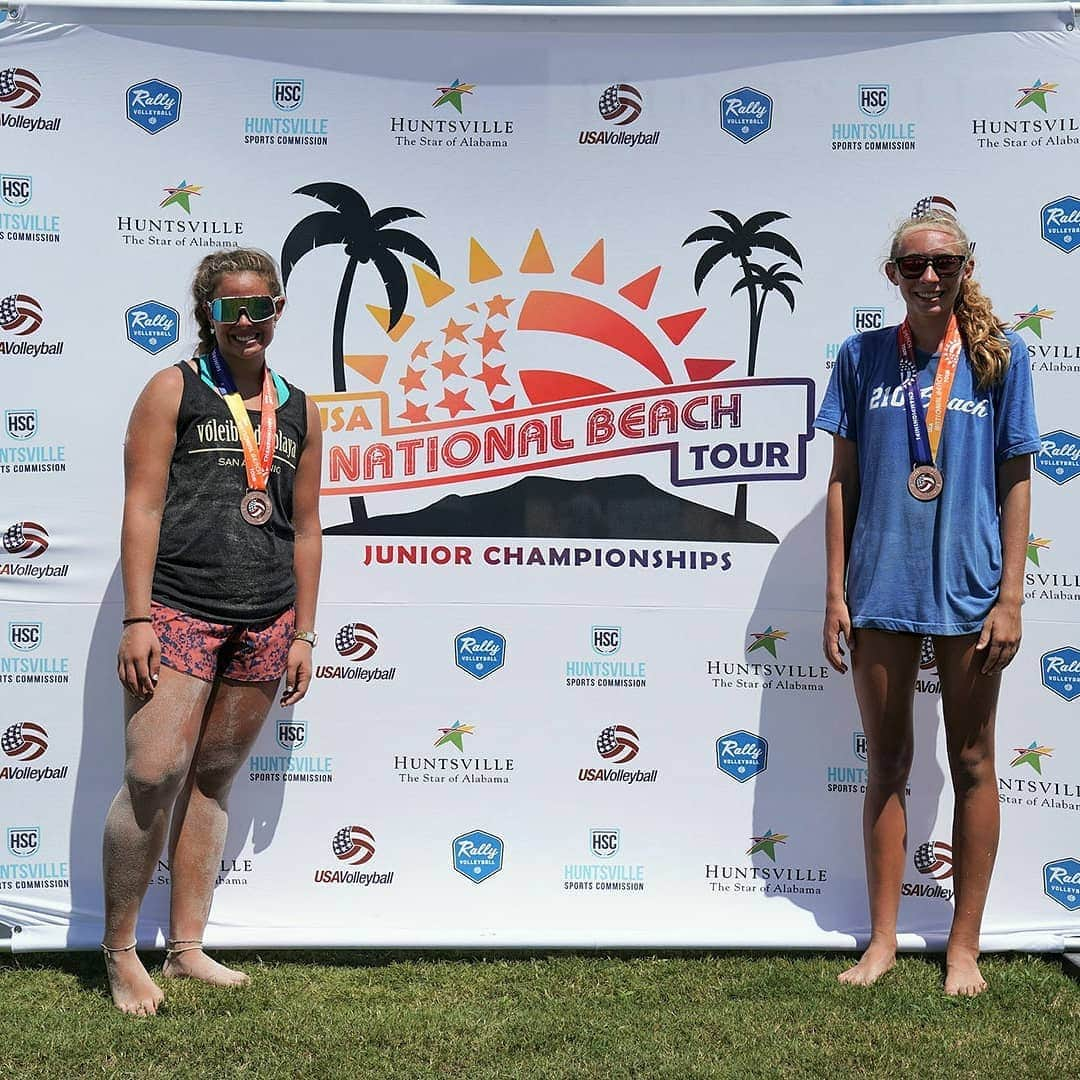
[
  {"left": 206, "top": 347, "right": 277, "bottom": 492},
  {"left": 896, "top": 314, "right": 963, "bottom": 469}
]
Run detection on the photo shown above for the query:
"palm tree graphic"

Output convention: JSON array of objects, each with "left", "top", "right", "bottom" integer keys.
[
  {"left": 281, "top": 181, "right": 440, "bottom": 527},
  {"left": 684, "top": 209, "right": 802, "bottom": 524}
]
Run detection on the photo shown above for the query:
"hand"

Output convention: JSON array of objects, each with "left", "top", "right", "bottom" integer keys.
[
  {"left": 823, "top": 600, "right": 854, "bottom": 674},
  {"left": 280, "top": 640, "right": 313, "bottom": 707},
  {"left": 117, "top": 623, "right": 160, "bottom": 698},
  {"left": 975, "top": 602, "right": 1021, "bottom": 675}
]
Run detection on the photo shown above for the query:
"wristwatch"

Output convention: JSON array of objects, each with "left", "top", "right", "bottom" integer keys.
[{"left": 292, "top": 630, "right": 318, "bottom": 647}]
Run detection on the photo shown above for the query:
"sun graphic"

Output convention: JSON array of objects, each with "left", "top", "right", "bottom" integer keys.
[{"left": 337, "top": 228, "right": 736, "bottom": 427}]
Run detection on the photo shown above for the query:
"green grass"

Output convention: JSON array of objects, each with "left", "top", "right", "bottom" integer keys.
[{"left": 0, "top": 952, "right": 1077, "bottom": 1078}]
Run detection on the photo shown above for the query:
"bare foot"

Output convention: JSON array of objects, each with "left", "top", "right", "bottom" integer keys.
[
  {"left": 104, "top": 947, "right": 165, "bottom": 1016},
  {"left": 163, "top": 947, "right": 250, "bottom": 987},
  {"left": 945, "top": 950, "right": 988, "bottom": 997},
  {"left": 838, "top": 941, "right": 896, "bottom": 987}
]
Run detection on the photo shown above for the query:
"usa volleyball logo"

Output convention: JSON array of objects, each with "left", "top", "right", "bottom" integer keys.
[
  {"left": 2, "top": 521, "right": 49, "bottom": 558},
  {"left": 332, "top": 825, "right": 375, "bottom": 865},
  {"left": 913, "top": 840, "right": 954, "bottom": 880},
  {"left": 0, "top": 294, "right": 43, "bottom": 336},
  {"left": 335, "top": 622, "right": 378, "bottom": 661},
  {"left": 0, "top": 68, "right": 42, "bottom": 109},
  {"left": 1, "top": 722, "right": 48, "bottom": 762},
  {"left": 598, "top": 84, "right": 643, "bottom": 126},
  {"left": 596, "top": 724, "right": 639, "bottom": 763}
]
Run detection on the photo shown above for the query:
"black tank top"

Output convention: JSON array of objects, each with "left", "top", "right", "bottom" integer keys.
[{"left": 152, "top": 360, "right": 308, "bottom": 624}]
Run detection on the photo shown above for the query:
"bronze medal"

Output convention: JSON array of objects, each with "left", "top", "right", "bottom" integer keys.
[
  {"left": 240, "top": 489, "right": 273, "bottom": 525},
  {"left": 907, "top": 464, "right": 943, "bottom": 502}
]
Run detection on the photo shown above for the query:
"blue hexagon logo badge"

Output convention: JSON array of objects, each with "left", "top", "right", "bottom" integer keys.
[
  {"left": 716, "top": 730, "right": 768, "bottom": 783},
  {"left": 453, "top": 829, "right": 503, "bottom": 883},
  {"left": 126, "top": 300, "right": 179, "bottom": 355},
  {"left": 1041, "top": 646, "right": 1080, "bottom": 702},
  {"left": 1041, "top": 195, "right": 1080, "bottom": 253},
  {"left": 455, "top": 626, "right": 505, "bottom": 680},
  {"left": 720, "top": 87, "right": 772, "bottom": 144},
  {"left": 1034, "top": 430, "right": 1080, "bottom": 485},
  {"left": 1043, "top": 857, "right": 1080, "bottom": 910},
  {"left": 126, "top": 79, "right": 182, "bottom": 134}
]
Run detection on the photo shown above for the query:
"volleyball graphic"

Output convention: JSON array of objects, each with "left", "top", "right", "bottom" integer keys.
[
  {"left": 0, "top": 68, "right": 42, "bottom": 109},
  {"left": 334, "top": 622, "right": 378, "bottom": 661},
  {"left": 1, "top": 722, "right": 48, "bottom": 762},
  {"left": 911, "top": 194, "right": 957, "bottom": 219},
  {"left": 919, "top": 636, "right": 937, "bottom": 672},
  {"left": 332, "top": 825, "right": 375, "bottom": 865},
  {"left": 0, "top": 294, "right": 44, "bottom": 336},
  {"left": 914, "top": 840, "right": 954, "bottom": 880},
  {"left": 598, "top": 83, "right": 642, "bottom": 126},
  {"left": 2, "top": 521, "right": 49, "bottom": 558},
  {"left": 596, "top": 724, "right": 639, "bottom": 763}
]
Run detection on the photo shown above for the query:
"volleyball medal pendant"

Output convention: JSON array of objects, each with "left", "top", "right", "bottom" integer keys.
[
  {"left": 908, "top": 464, "right": 943, "bottom": 502},
  {"left": 240, "top": 489, "right": 273, "bottom": 525}
]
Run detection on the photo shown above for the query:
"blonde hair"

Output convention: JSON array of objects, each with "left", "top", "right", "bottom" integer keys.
[
  {"left": 191, "top": 248, "right": 283, "bottom": 357},
  {"left": 887, "top": 211, "right": 1011, "bottom": 387}
]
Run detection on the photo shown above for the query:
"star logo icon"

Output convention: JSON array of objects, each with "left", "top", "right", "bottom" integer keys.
[
  {"left": 1010, "top": 741, "right": 1053, "bottom": 774},
  {"left": 747, "top": 829, "right": 788, "bottom": 861},
  {"left": 434, "top": 721, "right": 476, "bottom": 751},
  {"left": 436, "top": 386, "right": 474, "bottom": 418},
  {"left": 484, "top": 294, "right": 516, "bottom": 320},
  {"left": 1015, "top": 79, "right": 1058, "bottom": 113},
  {"left": 160, "top": 179, "right": 203, "bottom": 214},
  {"left": 398, "top": 400, "right": 430, "bottom": 424},
  {"left": 398, "top": 366, "right": 426, "bottom": 395},
  {"left": 434, "top": 350, "right": 466, "bottom": 380},
  {"left": 747, "top": 626, "right": 788, "bottom": 657},
  {"left": 441, "top": 317, "right": 471, "bottom": 345},
  {"left": 1010, "top": 306, "right": 1054, "bottom": 338},
  {"left": 1027, "top": 534, "right": 1051, "bottom": 566},
  {"left": 474, "top": 324, "right": 506, "bottom": 359},
  {"left": 472, "top": 361, "right": 510, "bottom": 396},
  {"left": 433, "top": 78, "right": 476, "bottom": 113}
]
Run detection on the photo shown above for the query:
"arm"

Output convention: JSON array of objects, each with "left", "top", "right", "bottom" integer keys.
[
  {"left": 975, "top": 453, "right": 1031, "bottom": 675},
  {"left": 117, "top": 367, "right": 182, "bottom": 698},
  {"left": 281, "top": 396, "right": 323, "bottom": 707},
  {"left": 823, "top": 434, "right": 860, "bottom": 674}
]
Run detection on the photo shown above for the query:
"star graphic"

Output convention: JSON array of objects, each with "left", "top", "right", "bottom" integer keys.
[
  {"left": 472, "top": 361, "right": 510, "bottom": 396},
  {"left": 441, "top": 317, "right": 471, "bottom": 344},
  {"left": 398, "top": 366, "right": 426, "bottom": 394},
  {"left": 747, "top": 626, "right": 788, "bottom": 657},
  {"left": 1011, "top": 307, "right": 1054, "bottom": 338},
  {"left": 1016, "top": 79, "right": 1058, "bottom": 113},
  {"left": 491, "top": 396, "right": 517, "bottom": 411},
  {"left": 484, "top": 294, "right": 516, "bottom": 320},
  {"left": 398, "top": 400, "right": 430, "bottom": 424},
  {"left": 434, "top": 721, "right": 476, "bottom": 751},
  {"left": 160, "top": 180, "right": 203, "bottom": 214},
  {"left": 434, "top": 350, "right": 466, "bottom": 380},
  {"left": 1010, "top": 741, "right": 1053, "bottom": 774},
  {"left": 1027, "top": 535, "right": 1051, "bottom": 566},
  {"left": 474, "top": 324, "right": 506, "bottom": 359},
  {"left": 411, "top": 339, "right": 433, "bottom": 361},
  {"left": 747, "top": 830, "right": 789, "bottom": 861},
  {"left": 436, "top": 387, "right": 474, "bottom": 418},
  {"left": 433, "top": 78, "right": 477, "bottom": 113}
]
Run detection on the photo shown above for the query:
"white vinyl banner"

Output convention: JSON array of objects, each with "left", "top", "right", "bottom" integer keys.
[{"left": 2, "top": 2, "right": 1080, "bottom": 952}]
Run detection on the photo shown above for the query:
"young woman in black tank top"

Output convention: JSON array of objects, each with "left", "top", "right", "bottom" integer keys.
[{"left": 101, "top": 249, "right": 323, "bottom": 1015}]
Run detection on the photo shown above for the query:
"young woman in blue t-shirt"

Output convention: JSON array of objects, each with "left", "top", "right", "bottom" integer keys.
[{"left": 815, "top": 209, "right": 1039, "bottom": 996}]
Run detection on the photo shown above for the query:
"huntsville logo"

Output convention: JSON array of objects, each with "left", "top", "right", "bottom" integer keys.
[
  {"left": 0, "top": 409, "right": 66, "bottom": 478},
  {"left": 0, "top": 826, "right": 69, "bottom": 888},
  {"left": 0, "top": 68, "right": 61, "bottom": 133},
  {"left": 244, "top": 78, "right": 329, "bottom": 147},
  {"left": 0, "top": 174, "right": 60, "bottom": 245},
  {"left": 117, "top": 181, "right": 244, "bottom": 249},
  {"left": 579, "top": 725, "right": 657, "bottom": 784},
  {"left": 125, "top": 300, "right": 179, "bottom": 355},
  {"left": 314, "top": 825, "right": 394, "bottom": 886},
  {"left": 707, "top": 627, "right": 829, "bottom": 692},
  {"left": 1012, "top": 304, "right": 1080, "bottom": 374},
  {"left": 394, "top": 723, "right": 514, "bottom": 787},
  {"left": 579, "top": 83, "right": 659, "bottom": 147},
  {"left": 565, "top": 827, "right": 646, "bottom": 893},
  {"left": 999, "top": 744, "right": 1080, "bottom": 813},
  {"left": 248, "top": 719, "right": 333, "bottom": 784},
  {"left": 126, "top": 79, "right": 181, "bottom": 134},
  {"left": 833, "top": 82, "right": 916, "bottom": 151},
  {"left": 1, "top": 622, "right": 70, "bottom": 686},
  {"left": 705, "top": 834, "right": 828, "bottom": 896},
  {"left": 1034, "top": 430, "right": 1080, "bottom": 484},
  {"left": 391, "top": 79, "right": 511, "bottom": 151},
  {"left": 1023, "top": 533, "right": 1080, "bottom": 604},
  {"left": 565, "top": 625, "right": 645, "bottom": 687},
  {"left": 972, "top": 79, "right": 1078, "bottom": 151}
]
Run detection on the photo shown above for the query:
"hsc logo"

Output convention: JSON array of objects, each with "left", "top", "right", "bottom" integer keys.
[
  {"left": 1043, "top": 857, "right": 1080, "bottom": 910},
  {"left": 1034, "top": 430, "right": 1080, "bottom": 485},
  {"left": 0, "top": 174, "right": 31, "bottom": 207},
  {"left": 125, "top": 301, "right": 179, "bottom": 355},
  {"left": 1041, "top": 196, "right": 1080, "bottom": 254},
  {"left": 126, "top": 79, "right": 182, "bottom": 134},
  {"left": 858, "top": 84, "right": 890, "bottom": 116},
  {"left": 716, "top": 730, "right": 768, "bottom": 783},
  {"left": 8, "top": 621, "right": 41, "bottom": 651},
  {"left": 455, "top": 627, "right": 505, "bottom": 679},
  {"left": 453, "top": 829, "right": 503, "bottom": 883},
  {"left": 5, "top": 409, "right": 37, "bottom": 440},
  {"left": 273, "top": 79, "right": 304, "bottom": 111},
  {"left": 7, "top": 826, "right": 39, "bottom": 857},
  {"left": 1041, "top": 646, "right": 1080, "bottom": 701},
  {"left": 853, "top": 307, "right": 885, "bottom": 332},
  {"left": 591, "top": 626, "right": 621, "bottom": 655},
  {"left": 720, "top": 87, "right": 772, "bottom": 144}
]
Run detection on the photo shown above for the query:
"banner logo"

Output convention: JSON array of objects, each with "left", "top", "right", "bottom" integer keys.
[
  {"left": 853, "top": 731, "right": 867, "bottom": 761},
  {"left": 596, "top": 725, "right": 638, "bottom": 763},
  {"left": 591, "top": 626, "right": 621, "bottom": 655},
  {"left": 0, "top": 174, "right": 31, "bottom": 207},
  {"left": 125, "top": 300, "right": 179, "bottom": 355},
  {"left": 335, "top": 622, "right": 378, "bottom": 660},
  {"left": 1041, "top": 195, "right": 1080, "bottom": 254},
  {"left": 853, "top": 307, "right": 884, "bottom": 332},
  {"left": 598, "top": 84, "right": 643, "bottom": 126},
  {"left": 434, "top": 721, "right": 475, "bottom": 751},
  {"left": 8, "top": 621, "right": 41, "bottom": 651},
  {"left": 590, "top": 828, "right": 620, "bottom": 858},
  {"left": 4, "top": 410, "right": 37, "bottom": 440},
  {"left": 276, "top": 719, "right": 307, "bottom": 751},
  {"left": 858, "top": 84, "right": 889, "bottom": 116},
  {"left": 1027, "top": 534, "right": 1052, "bottom": 566},
  {"left": 1011, "top": 305, "right": 1054, "bottom": 338},
  {"left": 332, "top": 825, "right": 375, "bottom": 865},
  {"left": 453, "top": 829, "right": 503, "bottom": 882},
  {"left": 160, "top": 179, "right": 202, "bottom": 214},
  {"left": 1016, "top": 79, "right": 1058, "bottom": 112},
  {"left": 2, "top": 521, "right": 48, "bottom": 558},
  {"left": 1, "top": 721, "right": 48, "bottom": 761},
  {"left": 0, "top": 68, "right": 41, "bottom": 109},
  {"left": 1043, "top": 857, "right": 1080, "bottom": 910},
  {"left": 716, "top": 730, "right": 767, "bottom": 782},
  {"left": 433, "top": 78, "right": 476, "bottom": 113},
  {"left": 7, "top": 826, "right": 38, "bottom": 857},
  {"left": 913, "top": 840, "right": 954, "bottom": 880},
  {"left": 1010, "top": 741, "right": 1052, "bottom": 773},
  {"left": 747, "top": 829, "right": 788, "bottom": 861},
  {"left": 1035, "top": 430, "right": 1080, "bottom": 484},
  {"left": 1041, "top": 645, "right": 1080, "bottom": 701},
  {"left": 455, "top": 626, "right": 505, "bottom": 679},
  {"left": 747, "top": 625, "right": 786, "bottom": 657},
  {"left": 273, "top": 79, "right": 304, "bottom": 112},
  {"left": 720, "top": 87, "right": 772, "bottom": 143},
  {"left": 0, "top": 293, "right": 43, "bottom": 336},
  {"left": 126, "top": 79, "right": 182, "bottom": 134},
  {"left": 911, "top": 194, "right": 958, "bottom": 219}
]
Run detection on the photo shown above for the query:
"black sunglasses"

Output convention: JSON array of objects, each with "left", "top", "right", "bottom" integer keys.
[{"left": 892, "top": 254, "right": 968, "bottom": 280}]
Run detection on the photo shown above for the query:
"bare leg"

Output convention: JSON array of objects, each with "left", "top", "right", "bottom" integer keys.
[
  {"left": 101, "top": 667, "right": 213, "bottom": 1015},
  {"left": 162, "top": 677, "right": 277, "bottom": 987},
  {"left": 839, "top": 629, "right": 921, "bottom": 987},
  {"left": 935, "top": 633, "right": 1000, "bottom": 997}
]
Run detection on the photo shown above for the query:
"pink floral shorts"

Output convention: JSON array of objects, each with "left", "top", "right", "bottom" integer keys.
[{"left": 151, "top": 602, "right": 295, "bottom": 684}]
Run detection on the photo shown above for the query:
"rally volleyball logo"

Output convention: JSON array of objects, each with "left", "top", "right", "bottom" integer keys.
[
  {"left": 283, "top": 182, "right": 813, "bottom": 543},
  {"left": 2, "top": 721, "right": 48, "bottom": 761},
  {"left": 3, "top": 521, "right": 49, "bottom": 558},
  {"left": 0, "top": 294, "right": 43, "bottom": 336},
  {"left": 0, "top": 68, "right": 42, "bottom": 109}
]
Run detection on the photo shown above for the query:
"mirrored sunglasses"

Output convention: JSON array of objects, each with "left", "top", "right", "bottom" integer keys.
[
  {"left": 207, "top": 295, "right": 282, "bottom": 323},
  {"left": 893, "top": 254, "right": 968, "bottom": 280}
]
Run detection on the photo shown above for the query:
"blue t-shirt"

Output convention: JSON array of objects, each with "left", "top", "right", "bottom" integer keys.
[{"left": 814, "top": 327, "right": 1039, "bottom": 635}]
